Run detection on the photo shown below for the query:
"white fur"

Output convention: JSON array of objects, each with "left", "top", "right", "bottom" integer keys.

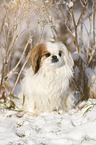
[{"left": 19, "top": 42, "right": 74, "bottom": 114}]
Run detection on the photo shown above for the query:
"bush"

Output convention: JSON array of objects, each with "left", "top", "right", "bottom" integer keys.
[{"left": 0, "top": 0, "right": 96, "bottom": 110}]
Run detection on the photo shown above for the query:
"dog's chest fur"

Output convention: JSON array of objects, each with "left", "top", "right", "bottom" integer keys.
[{"left": 21, "top": 65, "right": 72, "bottom": 113}]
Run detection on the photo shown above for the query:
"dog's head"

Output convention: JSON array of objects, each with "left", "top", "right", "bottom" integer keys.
[{"left": 28, "top": 42, "right": 74, "bottom": 74}]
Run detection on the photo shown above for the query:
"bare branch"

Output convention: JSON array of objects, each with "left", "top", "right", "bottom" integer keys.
[
  {"left": 92, "top": 0, "right": 96, "bottom": 46},
  {"left": 6, "top": 38, "right": 30, "bottom": 82},
  {"left": 77, "top": 0, "right": 88, "bottom": 27},
  {"left": 11, "top": 58, "right": 27, "bottom": 94}
]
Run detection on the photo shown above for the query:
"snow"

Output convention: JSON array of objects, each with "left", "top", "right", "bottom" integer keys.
[
  {"left": 0, "top": 99, "right": 96, "bottom": 145},
  {"left": 66, "top": 1, "right": 73, "bottom": 8},
  {"left": 73, "top": 51, "right": 79, "bottom": 60},
  {"left": 86, "top": 67, "right": 96, "bottom": 82}
]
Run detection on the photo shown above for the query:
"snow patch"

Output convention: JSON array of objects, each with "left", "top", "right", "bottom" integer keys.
[{"left": 0, "top": 99, "right": 96, "bottom": 145}]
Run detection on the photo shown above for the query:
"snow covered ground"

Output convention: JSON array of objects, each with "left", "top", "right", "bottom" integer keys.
[{"left": 0, "top": 99, "right": 96, "bottom": 145}]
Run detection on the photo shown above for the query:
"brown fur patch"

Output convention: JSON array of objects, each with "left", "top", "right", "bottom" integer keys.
[{"left": 28, "top": 43, "right": 48, "bottom": 74}]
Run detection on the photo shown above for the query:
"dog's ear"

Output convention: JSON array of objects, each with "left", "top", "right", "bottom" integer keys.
[
  {"left": 28, "top": 43, "right": 46, "bottom": 74},
  {"left": 28, "top": 44, "right": 41, "bottom": 74}
]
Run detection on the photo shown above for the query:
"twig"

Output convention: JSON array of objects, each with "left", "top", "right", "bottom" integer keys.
[
  {"left": 92, "top": 0, "right": 95, "bottom": 46},
  {"left": 6, "top": 39, "right": 30, "bottom": 82},
  {"left": 64, "top": 24, "right": 76, "bottom": 42},
  {"left": 77, "top": 0, "right": 88, "bottom": 27},
  {"left": 71, "top": 10, "right": 80, "bottom": 52},
  {"left": 7, "top": 27, "right": 21, "bottom": 63},
  {"left": 0, "top": 14, "right": 6, "bottom": 36},
  {"left": 66, "top": 0, "right": 88, "bottom": 53},
  {"left": 88, "top": 44, "right": 96, "bottom": 65},
  {"left": 87, "top": 13, "right": 92, "bottom": 59},
  {"left": 42, "top": 0, "right": 60, "bottom": 41},
  {"left": 11, "top": 56, "right": 28, "bottom": 94},
  {"left": 38, "top": 25, "right": 44, "bottom": 44},
  {"left": 87, "top": 0, "right": 96, "bottom": 65}
]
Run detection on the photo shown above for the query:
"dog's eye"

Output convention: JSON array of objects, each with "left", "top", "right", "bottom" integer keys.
[
  {"left": 59, "top": 51, "right": 62, "bottom": 57},
  {"left": 45, "top": 53, "right": 51, "bottom": 57}
]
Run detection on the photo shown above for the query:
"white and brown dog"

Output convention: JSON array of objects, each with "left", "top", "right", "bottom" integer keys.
[{"left": 19, "top": 42, "right": 74, "bottom": 114}]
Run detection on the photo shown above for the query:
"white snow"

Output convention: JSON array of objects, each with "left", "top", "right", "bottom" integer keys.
[
  {"left": 0, "top": 99, "right": 96, "bottom": 145},
  {"left": 86, "top": 68, "right": 96, "bottom": 82},
  {"left": 66, "top": 1, "right": 73, "bottom": 8},
  {"left": 73, "top": 51, "right": 79, "bottom": 61}
]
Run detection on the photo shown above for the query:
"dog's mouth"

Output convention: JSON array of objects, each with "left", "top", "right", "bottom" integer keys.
[{"left": 50, "top": 59, "right": 65, "bottom": 69}]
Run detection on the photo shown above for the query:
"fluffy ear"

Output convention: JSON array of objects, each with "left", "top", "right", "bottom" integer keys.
[{"left": 28, "top": 43, "right": 46, "bottom": 74}]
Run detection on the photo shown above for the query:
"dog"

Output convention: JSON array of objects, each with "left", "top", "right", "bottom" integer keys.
[{"left": 19, "top": 42, "right": 74, "bottom": 114}]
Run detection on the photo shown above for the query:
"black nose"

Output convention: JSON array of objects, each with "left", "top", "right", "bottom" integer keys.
[{"left": 52, "top": 55, "right": 59, "bottom": 63}]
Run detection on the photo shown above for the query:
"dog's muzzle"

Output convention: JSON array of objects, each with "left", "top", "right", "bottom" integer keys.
[{"left": 52, "top": 55, "right": 59, "bottom": 63}]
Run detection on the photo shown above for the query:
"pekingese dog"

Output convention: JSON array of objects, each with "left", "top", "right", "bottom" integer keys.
[{"left": 19, "top": 42, "right": 74, "bottom": 114}]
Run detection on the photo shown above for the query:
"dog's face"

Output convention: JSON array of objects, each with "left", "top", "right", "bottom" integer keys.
[
  {"left": 28, "top": 42, "right": 73, "bottom": 74},
  {"left": 42, "top": 42, "right": 65, "bottom": 70}
]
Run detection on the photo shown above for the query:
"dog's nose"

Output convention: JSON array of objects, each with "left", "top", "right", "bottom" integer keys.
[{"left": 52, "top": 55, "right": 59, "bottom": 63}]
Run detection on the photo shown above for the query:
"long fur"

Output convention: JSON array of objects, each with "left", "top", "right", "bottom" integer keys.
[{"left": 19, "top": 42, "right": 74, "bottom": 114}]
